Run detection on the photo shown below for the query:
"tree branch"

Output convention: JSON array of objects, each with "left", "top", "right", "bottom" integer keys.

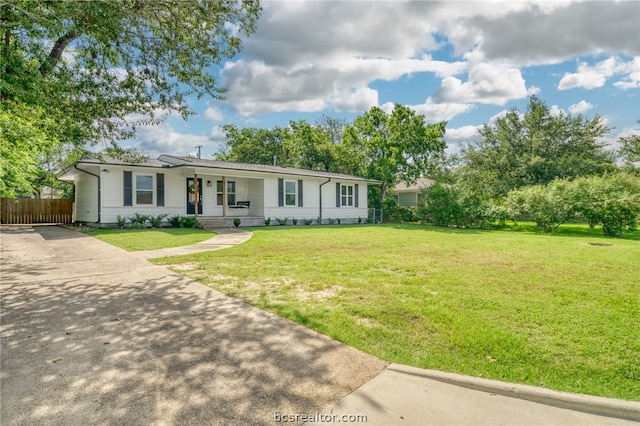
[{"left": 39, "top": 31, "right": 79, "bottom": 76}]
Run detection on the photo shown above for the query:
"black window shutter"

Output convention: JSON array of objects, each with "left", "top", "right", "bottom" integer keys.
[
  {"left": 156, "top": 173, "right": 165, "bottom": 207},
  {"left": 123, "top": 171, "right": 132, "bottom": 206},
  {"left": 354, "top": 184, "right": 359, "bottom": 207},
  {"left": 298, "top": 179, "right": 303, "bottom": 207},
  {"left": 278, "top": 178, "right": 284, "bottom": 207},
  {"left": 336, "top": 182, "right": 341, "bottom": 207}
]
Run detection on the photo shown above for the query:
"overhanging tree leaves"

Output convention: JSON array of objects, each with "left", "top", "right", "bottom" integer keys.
[
  {"left": 2, "top": 0, "right": 261, "bottom": 144},
  {"left": 341, "top": 104, "right": 447, "bottom": 203},
  {"left": 1, "top": 0, "right": 260, "bottom": 196}
]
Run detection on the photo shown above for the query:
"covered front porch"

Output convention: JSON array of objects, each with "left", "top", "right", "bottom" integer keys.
[{"left": 184, "top": 168, "right": 265, "bottom": 221}]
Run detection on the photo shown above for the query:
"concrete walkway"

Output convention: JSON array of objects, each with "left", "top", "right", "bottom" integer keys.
[
  {"left": 2, "top": 225, "right": 639, "bottom": 425},
  {"left": 133, "top": 228, "right": 253, "bottom": 259}
]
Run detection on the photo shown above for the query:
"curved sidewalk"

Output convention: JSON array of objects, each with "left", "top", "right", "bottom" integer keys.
[{"left": 134, "top": 228, "right": 253, "bottom": 259}]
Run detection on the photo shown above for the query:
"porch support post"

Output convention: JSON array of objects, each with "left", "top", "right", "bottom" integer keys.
[
  {"left": 222, "top": 176, "right": 227, "bottom": 218},
  {"left": 194, "top": 173, "right": 199, "bottom": 221}
]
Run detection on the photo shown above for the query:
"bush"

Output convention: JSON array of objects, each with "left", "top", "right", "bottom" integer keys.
[
  {"left": 128, "top": 213, "right": 149, "bottom": 229},
  {"left": 328, "top": 218, "right": 337, "bottom": 225},
  {"left": 358, "top": 217, "right": 362, "bottom": 224},
  {"left": 148, "top": 214, "right": 168, "bottom": 228},
  {"left": 303, "top": 218, "right": 313, "bottom": 225},
  {"left": 233, "top": 218, "right": 241, "bottom": 228},
  {"left": 168, "top": 215, "right": 183, "bottom": 228},
  {"left": 181, "top": 217, "right": 197, "bottom": 228},
  {"left": 264, "top": 217, "right": 271, "bottom": 226},
  {"left": 115, "top": 215, "right": 127, "bottom": 229},
  {"left": 276, "top": 217, "right": 288, "bottom": 226},
  {"left": 316, "top": 216, "right": 322, "bottom": 225},
  {"left": 382, "top": 198, "right": 416, "bottom": 223},
  {"left": 292, "top": 218, "right": 298, "bottom": 225}
]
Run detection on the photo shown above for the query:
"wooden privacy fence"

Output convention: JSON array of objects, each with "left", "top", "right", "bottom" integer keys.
[{"left": 0, "top": 198, "right": 73, "bottom": 224}]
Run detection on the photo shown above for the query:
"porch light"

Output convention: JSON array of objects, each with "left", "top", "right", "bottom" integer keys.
[{"left": 207, "top": 180, "right": 212, "bottom": 187}]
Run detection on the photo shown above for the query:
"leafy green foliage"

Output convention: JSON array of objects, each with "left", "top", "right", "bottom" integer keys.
[
  {"left": 233, "top": 218, "right": 241, "bottom": 228},
  {"left": 572, "top": 173, "right": 640, "bottom": 237},
  {"left": 127, "top": 213, "right": 149, "bottom": 228},
  {"left": 342, "top": 104, "right": 447, "bottom": 204},
  {"left": 148, "top": 214, "right": 168, "bottom": 228},
  {"left": 1, "top": 0, "right": 261, "bottom": 197},
  {"left": 506, "top": 180, "right": 575, "bottom": 233},
  {"left": 459, "top": 96, "right": 615, "bottom": 199},
  {"left": 168, "top": 215, "right": 184, "bottom": 228},
  {"left": 2, "top": 0, "right": 261, "bottom": 145},
  {"left": 275, "top": 217, "right": 289, "bottom": 226},
  {"left": 115, "top": 215, "right": 127, "bottom": 229}
]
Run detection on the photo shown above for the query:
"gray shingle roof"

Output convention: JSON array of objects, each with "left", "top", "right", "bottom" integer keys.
[{"left": 69, "top": 154, "right": 380, "bottom": 183}]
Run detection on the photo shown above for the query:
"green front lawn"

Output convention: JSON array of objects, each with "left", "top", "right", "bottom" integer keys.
[
  {"left": 152, "top": 224, "right": 640, "bottom": 400},
  {"left": 84, "top": 228, "right": 214, "bottom": 251}
]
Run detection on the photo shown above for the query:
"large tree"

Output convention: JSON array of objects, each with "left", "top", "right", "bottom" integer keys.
[
  {"left": 341, "top": 104, "right": 447, "bottom": 203},
  {"left": 459, "top": 96, "right": 615, "bottom": 199},
  {"left": 1, "top": 0, "right": 260, "bottom": 196}
]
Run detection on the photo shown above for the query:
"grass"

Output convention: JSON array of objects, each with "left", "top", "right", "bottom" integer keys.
[
  {"left": 151, "top": 223, "right": 640, "bottom": 400},
  {"left": 84, "top": 227, "right": 214, "bottom": 251}
]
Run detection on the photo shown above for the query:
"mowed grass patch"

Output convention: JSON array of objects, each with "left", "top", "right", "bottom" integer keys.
[
  {"left": 153, "top": 224, "right": 640, "bottom": 400},
  {"left": 85, "top": 228, "right": 214, "bottom": 251}
]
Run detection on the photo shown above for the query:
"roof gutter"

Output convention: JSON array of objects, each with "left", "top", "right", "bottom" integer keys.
[
  {"left": 319, "top": 177, "right": 331, "bottom": 223},
  {"left": 74, "top": 164, "right": 101, "bottom": 224}
]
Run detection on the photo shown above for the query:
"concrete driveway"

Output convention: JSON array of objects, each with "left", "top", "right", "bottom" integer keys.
[{"left": 0, "top": 225, "right": 387, "bottom": 425}]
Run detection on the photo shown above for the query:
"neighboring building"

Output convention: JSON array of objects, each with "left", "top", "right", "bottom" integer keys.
[
  {"left": 390, "top": 177, "right": 435, "bottom": 207},
  {"left": 57, "top": 155, "right": 380, "bottom": 227}
]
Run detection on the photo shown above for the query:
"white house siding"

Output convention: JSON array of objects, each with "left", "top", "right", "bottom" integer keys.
[
  {"left": 75, "top": 170, "right": 99, "bottom": 223},
  {"left": 100, "top": 165, "right": 185, "bottom": 223},
  {"left": 263, "top": 176, "right": 368, "bottom": 223}
]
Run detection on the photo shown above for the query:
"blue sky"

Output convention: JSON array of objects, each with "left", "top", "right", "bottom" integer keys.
[{"left": 125, "top": 0, "right": 640, "bottom": 159}]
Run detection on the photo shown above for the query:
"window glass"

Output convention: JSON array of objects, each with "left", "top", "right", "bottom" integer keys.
[
  {"left": 285, "top": 181, "right": 296, "bottom": 206},
  {"left": 341, "top": 184, "right": 353, "bottom": 207},
  {"left": 217, "top": 180, "right": 236, "bottom": 205},
  {"left": 136, "top": 175, "right": 153, "bottom": 205}
]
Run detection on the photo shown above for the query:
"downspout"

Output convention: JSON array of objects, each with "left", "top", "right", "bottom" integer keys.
[
  {"left": 319, "top": 178, "right": 331, "bottom": 224},
  {"left": 74, "top": 165, "right": 101, "bottom": 224}
]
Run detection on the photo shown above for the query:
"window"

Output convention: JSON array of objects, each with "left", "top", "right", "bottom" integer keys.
[
  {"left": 285, "top": 181, "right": 296, "bottom": 206},
  {"left": 341, "top": 184, "right": 353, "bottom": 206},
  {"left": 217, "top": 180, "right": 236, "bottom": 205},
  {"left": 136, "top": 175, "right": 153, "bottom": 205}
]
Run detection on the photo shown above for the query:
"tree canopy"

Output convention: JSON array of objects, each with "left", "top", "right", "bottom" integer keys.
[
  {"left": 341, "top": 104, "right": 447, "bottom": 202},
  {"left": 459, "top": 96, "right": 615, "bottom": 199},
  {"left": 0, "top": 0, "right": 261, "bottom": 197},
  {"left": 2, "top": 0, "right": 260, "bottom": 143}
]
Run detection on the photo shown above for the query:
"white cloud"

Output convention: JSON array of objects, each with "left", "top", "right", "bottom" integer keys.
[
  {"left": 445, "top": 125, "right": 481, "bottom": 140},
  {"left": 410, "top": 98, "right": 475, "bottom": 123},
  {"left": 331, "top": 86, "right": 378, "bottom": 112},
  {"left": 435, "top": 62, "right": 528, "bottom": 105},
  {"left": 549, "top": 105, "right": 564, "bottom": 117},
  {"left": 568, "top": 100, "right": 593, "bottom": 115},
  {"left": 557, "top": 56, "right": 639, "bottom": 90},
  {"left": 127, "top": 124, "right": 213, "bottom": 158},
  {"left": 202, "top": 106, "right": 223, "bottom": 122},
  {"left": 613, "top": 57, "right": 640, "bottom": 90}
]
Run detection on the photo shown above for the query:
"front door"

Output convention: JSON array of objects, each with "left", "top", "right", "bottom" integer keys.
[{"left": 186, "top": 178, "right": 203, "bottom": 215}]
